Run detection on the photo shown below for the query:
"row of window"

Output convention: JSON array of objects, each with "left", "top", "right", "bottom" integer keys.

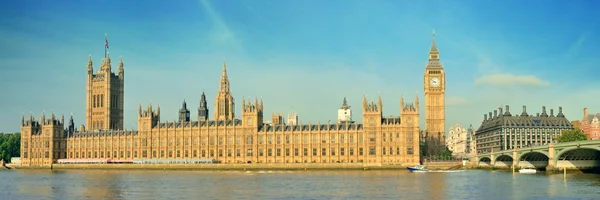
[
  {"left": 58, "top": 146, "right": 415, "bottom": 160},
  {"left": 66, "top": 133, "right": 415, "bottom": 148}
]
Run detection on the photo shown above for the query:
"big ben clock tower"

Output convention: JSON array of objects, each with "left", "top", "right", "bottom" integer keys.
[{"left": 423, "top": 30, "right": 446, "bottom": 155}]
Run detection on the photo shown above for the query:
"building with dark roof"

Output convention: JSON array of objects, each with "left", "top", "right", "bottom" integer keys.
[{"left": 475, "top": 105, "right": 573, "bottom": 154}]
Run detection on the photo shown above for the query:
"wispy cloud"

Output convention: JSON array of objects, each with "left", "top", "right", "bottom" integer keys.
[
  {"left": 474, "top": 74, "right": 550, "bottom": 87},
  {"left": 565, "top": 32, "right": 587, "bottom": 60},
  {"left": 198, "top": 0, "right": 241, "bottom": 49}
]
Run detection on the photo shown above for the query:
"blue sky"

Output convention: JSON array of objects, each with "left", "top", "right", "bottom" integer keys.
[{"left": 1, "top": 0, "right": 599, "bottom": 133}]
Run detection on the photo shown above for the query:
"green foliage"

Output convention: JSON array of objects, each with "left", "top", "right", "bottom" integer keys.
[
  {"left": 437, "top": 147, "right": 453, "bottom": 160},
  {"left": 557, "top": 129, "right": 587, "bottom": 143},
  {"left": 0, "top": 133, "right": 20, "bottom": 163}
]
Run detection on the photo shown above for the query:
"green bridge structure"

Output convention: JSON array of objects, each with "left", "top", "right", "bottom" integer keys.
[{"left": 476, "top": 140, "right": 600, "bottom": 171}]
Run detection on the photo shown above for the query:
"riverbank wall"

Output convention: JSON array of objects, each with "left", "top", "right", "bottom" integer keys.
[{"left": 6, "top": 163, "right": 460, "bottom": 171}]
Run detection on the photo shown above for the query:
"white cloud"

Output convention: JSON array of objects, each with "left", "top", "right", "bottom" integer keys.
[
  {"left": 474, "top": 74, "right": 550, "bottom": 87},
  {"left": 446, "top": 96, "right": 467, "bottom": 106}
]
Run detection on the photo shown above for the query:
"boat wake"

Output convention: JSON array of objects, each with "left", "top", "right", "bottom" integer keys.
[{"left": 422, "top": 170, "right": 467, "bottom": 173}]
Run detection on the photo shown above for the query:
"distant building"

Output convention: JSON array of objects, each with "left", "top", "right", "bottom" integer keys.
[
  {"left": 272, "top": 113, "right": 284, "bottom": 125},
  {"left": 287, "top": 112, "right": 298, "bottom": 126},
  {"left": 446, "top": 123, "right": 468, "bottom": 158},
  {"left": 580, "top": 108, "right": 600, "bottom": 140},
  {"left": 466, "top": 125, "right": 476, "bottom": 155},
  {"left": 337, "top": 97, "right": 354, "bottom": 124},
  {"left": 475, "top": 105, "right": 573, "bottom": 154}
]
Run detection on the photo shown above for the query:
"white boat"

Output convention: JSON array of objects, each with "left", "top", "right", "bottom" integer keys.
[
  {"left": 519, "top": 166, "right": 537, "bottom": 174},
  {"left": 407, "top": 165, "right": 428, "bottom": 172}
]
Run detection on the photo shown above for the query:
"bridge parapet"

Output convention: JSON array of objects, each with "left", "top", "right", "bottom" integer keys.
[{"left": 476, "top": 140, "right": 600, "bottom": 169}]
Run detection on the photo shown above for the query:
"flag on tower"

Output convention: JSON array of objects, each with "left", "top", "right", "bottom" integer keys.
[{"left": 104, "top": 33, "right": 109, "bottom": 58}]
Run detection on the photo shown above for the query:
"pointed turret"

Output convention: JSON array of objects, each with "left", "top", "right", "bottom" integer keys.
[
  {"left": 68, "top": 114, "right": 75, "bottom": 133},
  {"left": 362, "top": 95, "right": 368, "bottom": 111},
  {"left": 377, "top": 93, "right": 382, "bottom": 112},
  {"left": 415, "top": 92, "right": 419, "bottom": 109},
  {"left": 21, "top": 113, "right": 24, "bottom": 126},
  {"left": 340, "top": 97, "right": 350, "bottom": 109},
  {"left": 102, "top": 52, "right": 112, "bottom": 72},
  {"left": 118, "top": 56, "right": 124, "bottom": 75},
  {"left": 87, "top": 54, "right": 93, "bottom": 73},
  {"left": 400, "top": 95, "right": 405, "bottom": 109},
  {"left": 219, "top": 60, "right": 229, "bottom": 92},
  {"left": 179, "top": 99, "right": 190, "bottom": 122}
]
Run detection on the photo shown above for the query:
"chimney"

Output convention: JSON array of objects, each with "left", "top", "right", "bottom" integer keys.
[
  {"left": 550, "top": 109, "right": 554, "bottom": 117},
  {"left": 489, "top": 112, "right": 493, "bottom": 119},
  {"left": 499, "top": 107, "right": 503, "bottom": 116},
  {"left": 505, "top": 105, "right": 510, "bottom": 114},
  {"left": 537, "top": 113, "right": 540, "bottom": 117},
  {"left": 494, "top": 110, "right": 497, "bottom": 118},
  {"left": 584, "top": 108, "right": 588, "bottom": 117},
  {"left": 559, "top": 106, "right": 564, "bottom": 116},
  {"left": 484, "top": 114, "right": 488, "bottom": 121},
  {"left": 542, "top": 106, "right": 547, "bottom": 114},
  {"left": 521, "top": 105, "right": 528, "bottom": 117}
]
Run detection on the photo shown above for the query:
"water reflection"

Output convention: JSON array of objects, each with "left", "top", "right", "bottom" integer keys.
[{"left": 2, "top": 170, "right": 600, "bottom": 199}]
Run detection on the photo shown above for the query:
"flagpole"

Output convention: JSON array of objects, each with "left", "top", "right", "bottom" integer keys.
[{"left": 104, "top": 33, "right": 107, "bottom": 58}]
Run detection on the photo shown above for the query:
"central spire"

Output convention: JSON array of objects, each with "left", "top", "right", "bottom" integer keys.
[
  {"left": 219, "top": 60, "right": 229, "bottom": 92},
  {"left": 429, "top": 29, "right": 439, "bottom": 60},
  {"left": 215, "top": 60, "right": 235, "bottom": 121}
]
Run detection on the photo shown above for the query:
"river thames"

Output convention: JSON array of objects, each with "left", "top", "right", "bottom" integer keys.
[{"left": 1, "top": 170, "right": 599, "bottom": 200}]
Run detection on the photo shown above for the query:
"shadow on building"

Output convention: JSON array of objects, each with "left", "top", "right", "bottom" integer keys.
[{"left": 420, "top": 130, "right": 446, "bottom": 162}]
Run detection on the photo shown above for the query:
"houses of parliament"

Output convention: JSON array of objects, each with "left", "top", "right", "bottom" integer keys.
[{"left": 19, "top": 33, "right": 446, "bottom": 166}]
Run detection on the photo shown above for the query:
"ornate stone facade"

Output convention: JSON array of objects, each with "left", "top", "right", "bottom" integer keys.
[
  {"left": 20, "top": 53, "right": 425, "bottom": 166},
  {"left": 86, "top": 54, "right": 124, "bottom": 131},
  {"left": 423, "top": 30, "right": 446, "bottom": 156},
  {"left": 446, "top": 123, "right": 468, "bottom": 158}
]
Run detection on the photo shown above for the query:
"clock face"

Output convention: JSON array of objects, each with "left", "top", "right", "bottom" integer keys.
[{"left": 429, "top": 77, "right": 441, "bottom": 87}]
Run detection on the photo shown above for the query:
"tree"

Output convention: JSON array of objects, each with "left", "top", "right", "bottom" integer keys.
[
  {"left": 0, "top": 133, "right": 20, "bottom": 163},
  {"left": 557, "top": 129, "right": 587, "bottom": 143},
  {"left": 437, "top": 147, "right": 453, "bottom": 160}
]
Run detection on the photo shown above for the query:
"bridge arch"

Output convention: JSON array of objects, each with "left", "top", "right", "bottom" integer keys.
[
  {"left": 517, "top": 151, "right": 549, "bottom": 161},
  {"left": 478, "top": 157, "right": 491, "bottom": 166},
  {"left": 494, "top": 154, "right": 514, "bottom": 167},
  {"left": 554, "top": 146, "right": 600, "bottom": 167},
  {"left": 517, "top": 151, "right": 549, "bottom": 169}
]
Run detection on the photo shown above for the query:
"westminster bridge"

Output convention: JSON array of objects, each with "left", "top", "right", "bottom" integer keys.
[{"left": 476, "top": 140, "right": 600, "bottom": 170}]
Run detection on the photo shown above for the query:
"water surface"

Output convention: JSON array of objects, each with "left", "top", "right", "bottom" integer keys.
[{"left": 1, "top": 169, "right": 599, "bottom": 200}]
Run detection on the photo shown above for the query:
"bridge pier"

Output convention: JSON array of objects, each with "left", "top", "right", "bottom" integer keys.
[
  {"left": 546, "top": 144, "right": 556, "bottom": 171},
  {"left": 512, "top": 149, "right": 518, "bottom": 167},
  {"left": 490, "top": 151, "right": 495, "bottom": 166}
]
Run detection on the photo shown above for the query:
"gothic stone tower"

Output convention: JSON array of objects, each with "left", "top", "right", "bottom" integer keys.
[
  {"left": 198, "top": 92, "right": 209, "bottom": 122},
  {"left": 214, "top": 61, "right": 235, "bottom": 121},
  {"left": 423, "top": 30, "right": 446, "bottom": 155},
  {"left": 86, "top": 53, "right": 124, "bottom": 130}
]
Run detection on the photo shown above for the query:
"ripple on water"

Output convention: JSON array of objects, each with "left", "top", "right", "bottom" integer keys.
[{"left": 1, "top": 170, "right": 600, "bottom": 199}]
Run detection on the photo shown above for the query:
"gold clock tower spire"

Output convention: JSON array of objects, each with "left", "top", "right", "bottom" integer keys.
[{"left": 423, "top": 29, "right": 446, "bottom": 156}]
